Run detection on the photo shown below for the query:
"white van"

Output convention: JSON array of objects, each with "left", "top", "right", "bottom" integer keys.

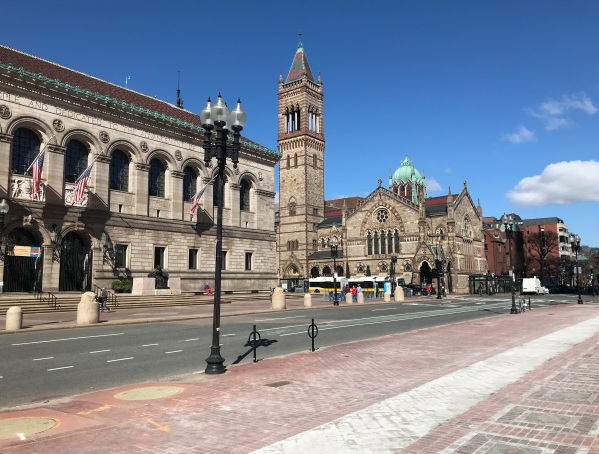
[{"left": 522, "top": 277, "right": 548, "bottom": 295}]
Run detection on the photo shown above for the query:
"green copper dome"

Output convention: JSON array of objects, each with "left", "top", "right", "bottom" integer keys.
[{"left": 389, "top": 156, "right": 425, "bottom": 185}]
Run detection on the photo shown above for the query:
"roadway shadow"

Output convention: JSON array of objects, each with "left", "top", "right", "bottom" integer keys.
[{"left": 232, "top": 338, "right": 278, "bottom": 365}]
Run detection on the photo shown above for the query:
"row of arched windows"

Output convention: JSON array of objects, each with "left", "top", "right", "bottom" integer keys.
[
  {"left": 11, "top": 127, "right": 254, "bottom": 211},
  {"left": 367, "top": 230, "right": 401, "bottom": 256}
]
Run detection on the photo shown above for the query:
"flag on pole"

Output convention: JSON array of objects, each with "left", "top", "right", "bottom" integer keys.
[
  {"left": 190, "top": 175, "right": 217, "bottom": 221},
  {"left": 71, "top": 161, "right": 95, "bottom": 205},
  {"left": 31, "top": 148, "right": 45, "bottom": 200}
]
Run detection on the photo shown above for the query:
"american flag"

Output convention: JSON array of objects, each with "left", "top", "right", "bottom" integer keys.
[
  {"left": 72, "top": 162, "right": 94, "bottom": 205},
  {"left": 31, "top": 149, "right": 45, "bottom": 200},
  {"left": 190, "top": 175, "right": 217, "bottom": 221}
]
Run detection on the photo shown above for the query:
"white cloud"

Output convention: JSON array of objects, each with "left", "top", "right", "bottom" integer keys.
[
  {"left": 506, "top": 160, "right": 599, "bottom": 206},
  {"left": 529, "top": 93, "right": 597, "bottom": 131},
  {"left": 503, "top": 126, "right": 536, "bottom": 144},
  {"left": 426, "top": 177, "right": 442, "bottom": 193}
]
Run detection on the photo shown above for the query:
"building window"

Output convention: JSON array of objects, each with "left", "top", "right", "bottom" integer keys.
[
  {"left": 367, "top": 232, "right": 373, "bottom": 255},
  {"left": 286, "top": 155, "right": 290, "bottom": 169},
  {"left": 188, "top": 248, "right": 199, "bottom": 270},
  {"left": 380, "top": 230, "right": 386, "bottom": 254},
  {"left": 221, "top": 250, "right": 227, "bottom": 270},
  {"left": 294, "top": 153, "right": 298, "bottom": 167},
  {"left": 115, "top": 244, "right": 128, "bottom": 268},
  {"left": 387, "top": 231, "right": 393, "bottom": 254},
  {"left": 240, "top": 179, "right": 251, "bottom": 211},
  {"left": 154, "top": 246, "right": 166, "bottom": 269},
  {"left": 394, "top": 230, "right": 400, "bottom": 253},
  {"left": 149, "top": 158, "right": 165, "bottom": 197},
  {"left": 183, "top": 167, "right": 197, "bottom": 202},
  {"left": 313, "top": 208, "right": 318, "bottom": 215},
  {"left": 313, "top": 153, "right": 317, "bottom": 168},
  {"left": 109, "top": 149, "right": 129, "bottom": 191},
  {"left": 289, "top": 202, "right": 296, "bottom": 216},
  {"left": 64, "top": 139, "right": 88, "bottom": 183},
  {"left": 11, "top": 127, "right": 40, "bottom": 176},
  {"left": 313, "top": 239, "right": 317, "bottom": 249},
  {"left": 374, "top": 231, "right": 379, "bottom": 255},
  {"left": 245, "top": 252, "right": 253, "bottom": 271}
]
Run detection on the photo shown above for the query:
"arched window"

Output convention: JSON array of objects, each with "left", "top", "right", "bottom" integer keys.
[
  {"left": 109, "top": 149, "right": 129, "bottom": 191},
  {"left": 286, "top": 155, "right": 290, "bottom": 169},
  {"left": 240, "top": 179, "right": 251, "bottom": 211},
  {"left": 394, "top": 230, "right": 400, "bottom": 253},
  {"left": 65, "top": 139, "right": 88, "bottom": 183},
  {"left": 149, "top": 158, "right": 165, "bottom": 197},
  {"left": 367, "top": 232, "right": 373, "bottom": 256},
  {"left": 374, "top": 231, "right": 379, "bottom": 255},
  {"left": 380, "top": 230, "right": 386, "bottom": 254},
  {"left": 294, "top": 153, "right": 298, "bottom": 167},
  {"left": 183, "top": 167, "right": 197, "bottom": 202},
  {"left": 11, "top": 128, "right": 40, "bottom": 175},
  {"left": 289, "top": 202, "right": 296, "bottom": 216},
  {"left": 387, "top": 231, "right": 393, "bottom": 254},
  {"left": 313, "top": 154, "right": 317, "bottom": 168}
]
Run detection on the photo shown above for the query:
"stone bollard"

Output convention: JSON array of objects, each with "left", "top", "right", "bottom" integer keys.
[
  {"left": 5, "top": 306, "right": 23, "bottom": 331},
  {"left": 304, "top": 293, "right": 312, "bottom": 308},
  {"left": 384, "top": 291, "right": 391, "bottom": 302},
  {"left": 394, "top": 288, "right": 405, "bottom": 302},
  {"left": 77, "top": 291, "right": 100, "bottom": 325},
  {"left": 357, "top": 292, "right": 365, "bottom": 304},
  {"left": 345, "top": 292, "right": 353, "bottom": 305},
  {"left": 271, "top": 287, "right": 286, "bottom": 310}
]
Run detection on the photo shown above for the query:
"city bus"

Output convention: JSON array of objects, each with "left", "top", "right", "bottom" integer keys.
[
  {"left": 348, "top": 277, "right": 378, "bottom": 298},
  {"left": 308, "top": 277, "right": 348, "bottom": 295}
]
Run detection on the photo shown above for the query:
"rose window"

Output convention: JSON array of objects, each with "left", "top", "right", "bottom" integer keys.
[{"left": 376, "top": 209, "right": 389, "bottom": 223}]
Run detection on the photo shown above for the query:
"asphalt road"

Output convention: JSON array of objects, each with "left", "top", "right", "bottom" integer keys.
[{"left": 0, "top": 294, "right": 574, "bottom": 409}]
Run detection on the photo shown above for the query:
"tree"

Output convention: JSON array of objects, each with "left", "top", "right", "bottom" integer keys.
[{"left": 523, "top": 230, "right": 559, "bottom": 283}]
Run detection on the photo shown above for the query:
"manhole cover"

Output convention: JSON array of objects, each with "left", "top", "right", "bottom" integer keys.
[
  {"left": 0, "top": 417, "right": 58, "bottom": 440},
  {"left": 114, "top": 386, "right": 184, "bottom": 401}
]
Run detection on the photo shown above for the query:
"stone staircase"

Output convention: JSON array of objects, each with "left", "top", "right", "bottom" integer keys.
[{"left": 0, "top": 291, "right": 271, "bottom": 314}]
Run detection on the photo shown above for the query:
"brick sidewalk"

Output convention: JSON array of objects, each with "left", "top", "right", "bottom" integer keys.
[{"left": 1, "top": 302, "right": 598, "bottom": 453}]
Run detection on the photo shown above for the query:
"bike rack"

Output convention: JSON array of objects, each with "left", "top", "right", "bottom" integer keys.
[{"left": 308, "top": 318, "right": 318, "bottom": 352}]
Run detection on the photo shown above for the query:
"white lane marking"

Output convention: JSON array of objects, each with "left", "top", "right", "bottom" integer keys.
[
  {"left": 107, "top": 357, "right": 133, "bottom": 363},
  {"left": 32, "top": 357, "right": 54, "bottom": 361},
  {"left": 371, "top": 308, "right": 398, "bottom": 312},
  {"left": 47, "top": 366, "right": 74, "bottom": 371},
  {"left": 180, "top": 338, "right": 199, "bottom": 342},
  {"left": 89, "top": 350, "right": 111, "bottom": 354},
  {"left": 222, "top": 334, "right": 236, "bottom": 337},
  {"left": 255, "top": 314, "right": 599, "bottom": 453},
  {"left": 255, "top": 315, "right": 307, "bottom": 322},
  {"left": 0, "top": 376, "right": 3, "bottom": 379},
  {"left": 142, "top": 343, "right": 159, "bottom": 347},
  {"left": 165, "top": 350, "right": 183, "bottom": 354},
  {"left": 12, "top": 333, "right": 124, "bottom": 346}
]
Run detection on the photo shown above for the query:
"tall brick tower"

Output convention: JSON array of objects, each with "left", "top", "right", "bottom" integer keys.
[{"left": 277, "top": 39, "right": 325, "bottom": 283}]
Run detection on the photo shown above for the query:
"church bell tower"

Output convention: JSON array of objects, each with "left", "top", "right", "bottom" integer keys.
[{"left": 277, "top": 38, "right": 325, "bottom": 281}]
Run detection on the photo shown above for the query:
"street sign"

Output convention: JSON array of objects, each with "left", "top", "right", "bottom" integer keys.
[{"left": 577, "top": 256, "right": 590, "bottom": 260}]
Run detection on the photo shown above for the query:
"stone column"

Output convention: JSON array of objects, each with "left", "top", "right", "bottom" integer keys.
[
  {"left": 90, "top": 154, "right": 110, "bottom": 210},
  {"left": 171, "top": 171, "right": 183, "bottom": 220},
  {"left": 134, "top": 163, "right": 149, "bottom": 216},
  {"left": 42, "top": 245, "right": 60, "bottom": 292},
  {"left": 0, "top": 133, "right": 11, "bottom": 198},
  {"left": 45, "top": 144, "right": 66, "bottom": 206}
]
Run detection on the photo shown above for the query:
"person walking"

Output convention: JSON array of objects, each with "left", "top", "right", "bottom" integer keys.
[
  {"left": 99, "top": 288, "right": 109, "bottom": 312},
  {"left": 351, "top": 285, "right": 357, "bottom": 302}
]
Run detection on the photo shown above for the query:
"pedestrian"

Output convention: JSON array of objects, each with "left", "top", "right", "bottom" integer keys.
[
  {"left": 357, "top": 284, "right": 363, "bottom": 295},
  {"left": 352, "top": 285, "right": 357, "bottom": 302},
  {"left": 99, "top": 287, "right": 109, "bottom": 312},
  {"left": 425, "top": 284, "right": 431, "bottom": 296}
]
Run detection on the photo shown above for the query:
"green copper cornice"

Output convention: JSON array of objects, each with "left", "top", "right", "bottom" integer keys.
[{"left": 0, "top": 62, "right": 281, "bottom": 158}]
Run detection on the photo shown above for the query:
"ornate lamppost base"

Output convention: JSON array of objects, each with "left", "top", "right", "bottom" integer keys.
[
  {"left": 578, "top": 298, "right": 584, "bottom": 304},
  {"left": 205, "top": 349, "right": 226, "bottom": 375},
  {"left": 510, "top": 294, "right": 519, "bottom": 314}
]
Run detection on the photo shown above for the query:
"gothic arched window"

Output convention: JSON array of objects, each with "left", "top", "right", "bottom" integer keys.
[
  {"left": 11, "top": 128, "right": 40, "bottom": 176},
  {"left": 313, "top": 153, "right": 317, "bottom": 168},
  {"left": 109, "top": 149, "right": 129, "bottom": 191},
  {"left": 286, "top": 155, "right": 290, "bottom": 169},
  {"left": 387, "top": 231, "right": 393, "bottom": 254},
  {"left": 374, "top": 231, "right": 379, "bottom": 255},
  {"left": 394, "top": 230, "right": 400, "bottom": 253},
  {"left": 240, "top": 179, "right": 251, "bottom": 211},
  {"left": 183, "top": 166, "right": 197, "bottom": 202},
  {"left": 294, "top": 153, "right": 298, "bottom": 167},
  {"left": 65, "top": 139, "right": 88, "bottom": 183},
  {"left": 380, "top": 230, "right": 386, "bottom": 254},
  {"left": 289, "top": 202, "right": 296, "bottom": 216},
  {"left": 149, "top": 158, "right": 165, "bottom": 197},
  {"left": 367, "top": 232, "right": 373, "bottom": 256}
]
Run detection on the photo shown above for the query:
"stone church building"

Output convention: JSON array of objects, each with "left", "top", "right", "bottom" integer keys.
[
  {"left": 276, "top": 42, "right": 488, "bottom": 293},
  {"left": 0, "top": 45, "right": 279, "bottom": 294}
]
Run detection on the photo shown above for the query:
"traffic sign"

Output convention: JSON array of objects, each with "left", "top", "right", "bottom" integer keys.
[{"left": 577, "top": 256, "right": 589, "bottom": 260}]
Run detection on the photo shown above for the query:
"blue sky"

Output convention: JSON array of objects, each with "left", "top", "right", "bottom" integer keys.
[{"left": 3, "top": 1, "right": 598, "bottom": 246}]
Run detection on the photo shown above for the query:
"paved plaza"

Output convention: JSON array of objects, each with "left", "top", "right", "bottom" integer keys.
[{"left": 1, "top": 296, "right": 599, "bottom": 453}]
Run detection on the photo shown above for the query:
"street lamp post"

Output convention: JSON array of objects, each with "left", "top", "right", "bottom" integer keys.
[
  {"left": 390, "top": 253, "right": 397, "bottom": 296},
  {"left": 570, "top": 234, "right": 583, "bottom": 304},
  {"left": 200, "top": 94, "right": 246, "bottom": 374},
  {"left": 436, "top": 233, "right": 444, "bottom": 300},
  {"left": 330, "top": 237, "right": 339, "bottom": 305},
  {"left": 504, "top": 219, "right": 518, "bottom": 314}
]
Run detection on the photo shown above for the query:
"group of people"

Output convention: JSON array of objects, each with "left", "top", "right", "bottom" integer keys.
[{"left": 343, "top": 284, "right": 363, "bottom": 302}]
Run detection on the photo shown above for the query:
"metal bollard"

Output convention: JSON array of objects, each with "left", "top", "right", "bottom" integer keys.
[
  {"left": 528, "top": 297, "right": 531, "bottom": 310},
  {"left": 247, "top": 325, "right": 261, "bottom": 363},
  {"left": 308, "top": 318, "right": 318, "bottom": 352}
]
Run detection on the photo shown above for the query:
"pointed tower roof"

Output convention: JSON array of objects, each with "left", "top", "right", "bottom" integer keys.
[{"left": 286, "top": 38, "right": 314, "bottom": 83}]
